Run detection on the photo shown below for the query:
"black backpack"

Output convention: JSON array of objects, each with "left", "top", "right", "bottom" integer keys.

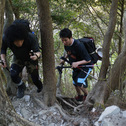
[
  {"left": 78, "top": 37, "right": 101, "bottom": 64},
  {"left": 13, "top": 19, "right": 32, "bottom": 32}
]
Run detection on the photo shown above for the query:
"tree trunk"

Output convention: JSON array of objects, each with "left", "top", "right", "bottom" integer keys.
[
  {"left": 99, "top": 0, "right": 118, "bottom": 79},
  {"left": 36, "top": 0, "right": 56, "bottom": 106},
  {"left": 118, "top": 0, "right": 124, "bottom": 55},
  {"left": 3, "top": 0, "right": 13, "bottom": 32},
  {"left": 0, "top": 0, "right": 5, "bottom": 43},
  {"left": 2, "top": 0, "right": 16, "bottom": 95},
  {"left": 85, "top": 0, "right": 119, "bottom": 109}
]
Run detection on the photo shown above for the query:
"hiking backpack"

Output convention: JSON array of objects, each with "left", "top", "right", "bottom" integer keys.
[
  {"left": 13, "top": 19, "right": 32, "bottom": 32},
  {"left": 78, "top": 37, "right": 101, "bottom": 64}
]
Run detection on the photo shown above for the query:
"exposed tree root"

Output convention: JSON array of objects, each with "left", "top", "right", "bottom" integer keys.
[
  {"left": 57, "top": 96, "right": 76, "bottom": 109},
  {"left": 56, "top": 96, "right": 88, "bottom": 115},
  {"left": 31, "top": 95, "right": 47, "bottom": 109},
  {"left": 54, "top": 103, "right": 73, "bottom": 121},
  {"left": 74, "top": 104, "right": 84, "bottom": 112}
]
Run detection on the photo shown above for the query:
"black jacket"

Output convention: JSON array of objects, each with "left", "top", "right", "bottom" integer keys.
[
  {"left": 64, "top": 39, "right": 93, "bottom": 70},
  {"left": 1, "top": 32, "right": 40, "bottom": 61}
]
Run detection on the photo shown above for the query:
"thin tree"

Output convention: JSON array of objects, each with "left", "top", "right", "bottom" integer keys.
[
  {"left": 36, "top": 0, "right": 56, "bottom": 106},
  {"left": 86, "top": 0, "right": 119, "bottom": 109},
  {"left": 1, "top": 0, "right": 16, "bottom": 96}
]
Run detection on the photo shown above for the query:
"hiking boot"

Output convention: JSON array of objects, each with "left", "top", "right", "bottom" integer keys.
[
  {"left": 75, "top": 95, "right": 84, "bottom": 101},
  {"left": 17, "top": 83, "right": 26, "bottom": 98},
  {"left": 37, "top": 84, "right": 43, "bottom": 93}
]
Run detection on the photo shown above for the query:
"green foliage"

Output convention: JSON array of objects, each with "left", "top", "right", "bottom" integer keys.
[
  {"left": 12, "top": 0, "right": 36, "bottom": 13},
  {"left": 97, "top": 0, "right": 110, "bottom": 4},
  {"left": 52, "top": 9, "right": 77, "bottom": 25}
]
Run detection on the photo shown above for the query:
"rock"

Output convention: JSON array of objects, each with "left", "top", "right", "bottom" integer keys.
[
  {"left": 23, "top": 95, "right": 30, "bottom": 102},
  {"left": 101, "top": 112, "right": 126, "bottom": 126},
  {"left": 10, "top": 85, "right": 126, "bottom": 126},
  {"left": 98, "top": 105, "right": 120, "bottom": 121},
  {"left": 21, "top": 108, "right": 31, "bottom": 119},
  {"left": 94, "top": 105, "right": 126, "bottom": 126},
  {"left": 48, "top": 123, "right": 56, "bottom": 126},
  {"left": 123, "top": 111, "right": 126, "bottom": 118}
]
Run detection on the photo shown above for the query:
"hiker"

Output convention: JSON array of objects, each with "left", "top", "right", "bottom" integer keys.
[
  {"left": 0, "top": 20, "right": 43, "bottom": 98},
  {"left": 59, "top": 28, "right": 93, "bottom": 101}
]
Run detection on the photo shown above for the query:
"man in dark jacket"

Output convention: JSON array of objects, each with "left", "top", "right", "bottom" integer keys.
[
  {"left": 59, "top": 28, "right": 93, "bottom": 101},
  {"left": 0, "top": 20, "right": 43, "bottom": 98}
]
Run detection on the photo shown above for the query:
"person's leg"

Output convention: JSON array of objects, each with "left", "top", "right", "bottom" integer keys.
[
  {"left": 80, "top": 85, "right": 88, "bottom": 101},
  {"left": 75, "top": 68, "right": 92, "bottom": 101},
  {"left": 75, "top": 86, "right": 82, "bottom": 95},
  {"left": 79, "top": 68, "right": 92, "bottom": 100},
  {"left": 75, "top": 83, "right": 88, "bottom": 101},
  {"left": 31, "top": 69, "right": 43, "bottom": 92},
  {"left": 80, "top": 86, "right": 88, "bottom": 95},
  {"left": 73, "top": 71, "right": 83, "bottom": 101},
  {"left": 27, "top": 62, "right": 43, "bottom": 93},
  {"left": 10, "top": 63, "right": 26, "bottom": 98},
  {"left": 74, "top": 86, "right": 84, "bottom": 101}
]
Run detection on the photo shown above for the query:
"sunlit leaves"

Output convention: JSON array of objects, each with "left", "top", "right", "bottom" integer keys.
[{"left": 12, "top": 0, "right": 36, "bottom": 14}]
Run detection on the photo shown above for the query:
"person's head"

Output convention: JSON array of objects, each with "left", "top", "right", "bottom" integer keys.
[
  {"left": 4, "top": 23, "right": 28, "bottom": 47},
  {"left": 59, "top": 28, "right": 73, "bottom": 46}
]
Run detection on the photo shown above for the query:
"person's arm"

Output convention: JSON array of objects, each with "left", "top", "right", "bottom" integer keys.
[
  {"left": 0, "top": 54, "right": 7, "bottom": 68},
  {"left": 29, "top": 33, "right": 41, "bottom": 61},
  {"left": 30, "top": 52, "right": 41, "bottom": 61},
  {"left": 72, "top": 60, "right": 91, "bottom": 68},
  {"left": 0, "top": 35, "right": 8, "bottom": 67},
  {"left": 60, "top": 54, "right": 68, "bottom": 65},
  {"left": 35, "top": 52, "right": 41, "bottom": 58}
]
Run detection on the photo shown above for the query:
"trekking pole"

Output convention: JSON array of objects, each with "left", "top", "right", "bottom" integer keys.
[
  {"left": 56, "top": 65, "right": 98, "bottom": 80},
  {"left": 56, "top": 64, "right": 63, "bottom": 88},
  {"left": 56, "top": 64, "right": 100, "bottom": 69},
  {"left": 60, "top": 56, "right": 71, "bottom": 64},
  {"left": 77, "top": 67, "right": 98, "bottom": 80},
  {"left": 0, "top": 60, "right": 10, "bottom": 72},
  {"left": 58, "top": 56, "right": 99, "bottom": 80},
  {"left": 56, "top": 66, "right": 71, "bottom": 69},
  {"left": 60, "top": 57, "right": 101, "bottom": 67},
  {"left": 30, "top": 50, "right": 34, "bottom": 56}
]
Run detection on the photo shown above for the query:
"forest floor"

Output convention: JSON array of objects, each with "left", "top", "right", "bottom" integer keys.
[{"left": 9, "top": 84, "right": 103, "bottom": 126}]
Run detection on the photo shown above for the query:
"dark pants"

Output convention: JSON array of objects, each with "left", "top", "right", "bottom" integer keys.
[
  {"left": 72, "top": 68, "right": 92, "bottom": 88},
  {"left": 10, "top": 59, "right": 42, "bottom": 89}
]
